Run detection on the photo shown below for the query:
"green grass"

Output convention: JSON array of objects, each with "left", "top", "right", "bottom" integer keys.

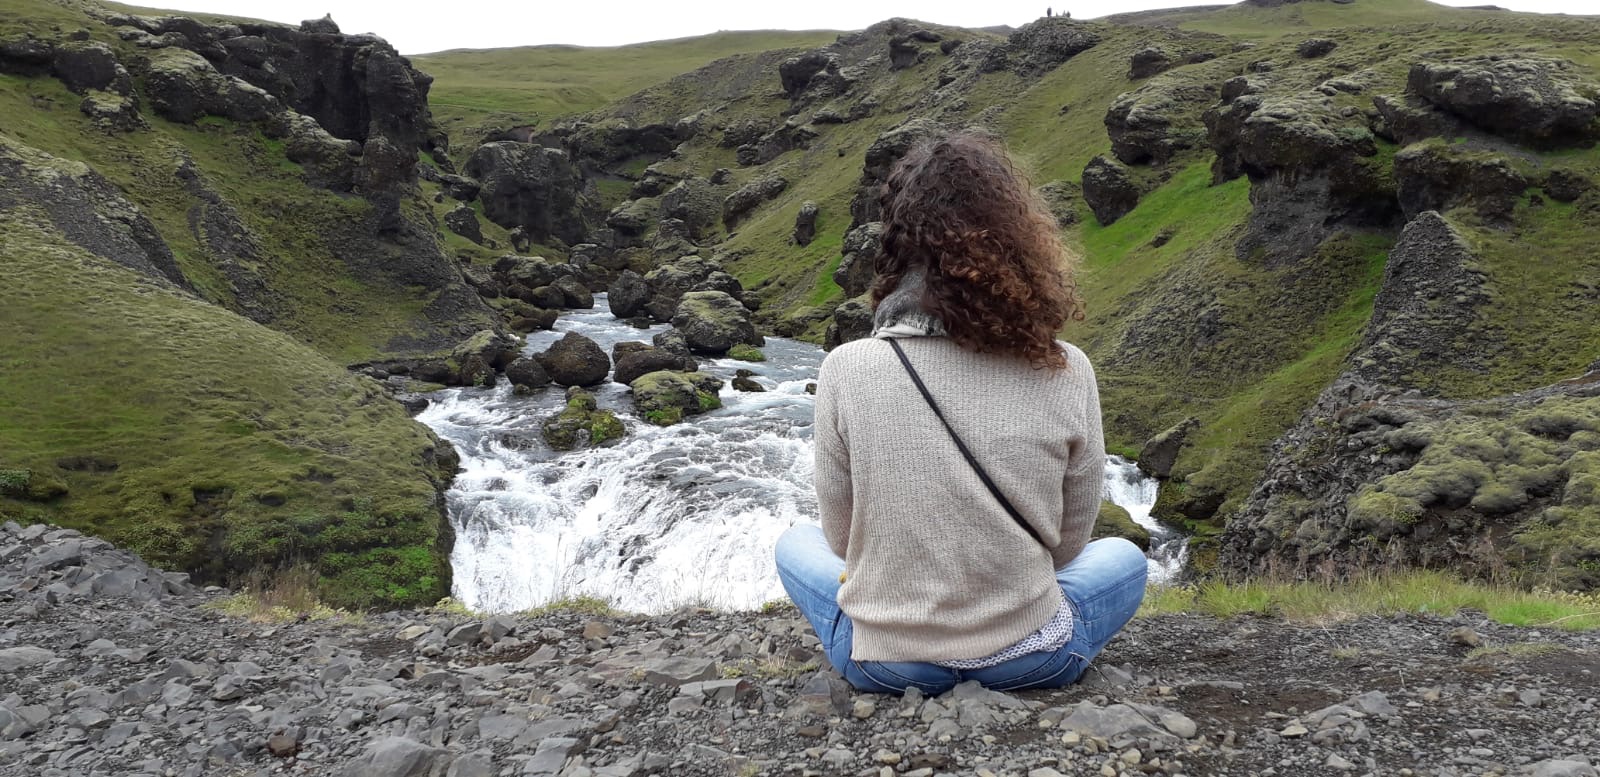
[
  {"left": 0, "top": 207, "right": 454, "bottom": 608},
  {"left": 1139, "top": 570, "right": 1600, "bottom": 631}
]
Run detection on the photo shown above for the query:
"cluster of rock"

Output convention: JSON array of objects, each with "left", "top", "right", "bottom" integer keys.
[{"left": 4, "top": 519, "right": 1597, "bottom": 777}]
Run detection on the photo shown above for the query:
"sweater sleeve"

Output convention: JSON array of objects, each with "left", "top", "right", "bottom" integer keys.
[
  {"left": 813, "top": 353, "right": 853, "bottom": 558},
  {"left": 1052, "top": 350, "right": 1106, "bottom": 570}
]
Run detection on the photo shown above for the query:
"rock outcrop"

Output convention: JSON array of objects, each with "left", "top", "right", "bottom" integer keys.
[
  {"left": 1407, "top": 56, "right": 1600, "bottom": 148},
  {"left": 465, "top": 143, "right": 592, "bottom": 245},
  {"left": 671, "top": 291, "right": 763, "bottom": 356},
  {"left": 1081, "top": 155, "right": 1143, "bottom": 226}
]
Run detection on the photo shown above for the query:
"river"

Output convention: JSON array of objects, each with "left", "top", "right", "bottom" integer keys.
[{"left": 417, "top": 298, "right": 1186, "bottom": 614}]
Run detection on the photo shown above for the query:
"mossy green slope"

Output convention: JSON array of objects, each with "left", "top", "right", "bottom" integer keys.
[{"left": 0, "top": 206, "right": 455, "bottom": 609}]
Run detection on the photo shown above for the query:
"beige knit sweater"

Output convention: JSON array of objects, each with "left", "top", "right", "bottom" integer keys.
[{"left": 813, "top": 336, "right": 1105, "bottom": 662}]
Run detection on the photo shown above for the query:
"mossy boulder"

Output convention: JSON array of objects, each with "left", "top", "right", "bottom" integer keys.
[
  {"left": 630, "top": 370, "right": 724, "bottom": 426},
  {"left": 535, "top": 332, "right": 611, "bottom": 387},
  {"left": 449, "top": 330, "right": 518, "bottom": 387},
  {"left": 671, "top": 291, "right": 762, "bottom": 356},
  {"left": 1092, "top": 501, "right": 1151, "bottom": 551},
  {"left": 727, "top": 344, "right": 766, "bottom": 362},
  {"left": 541, "top": 388, "right": 626, "bottom": 450},
  {"left": 552, "top": 275, "right": 595, "bottom": 309},
  {"left": 613, "top": 346, "right": 696, "bottom": 386},
  {"left": 505, "top": 357, "right": 552, "bottom": 394},
  {"left": 607, "top": 270, "right": 652, "bottom": 320}
]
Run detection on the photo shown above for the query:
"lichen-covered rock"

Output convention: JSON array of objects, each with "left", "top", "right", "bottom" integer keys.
[
  {"left": 1206, "top": 91, "right": 1398, "bottom": 263},
  {"left": 444, "top": 203, "right": 484, "bottom": 245},
  {"left": 1081, "top": 155, "right": 1143, "bottom": 226},
  {"left": 1127, "top": 47, "right": 1171, "bottom": 80},
  {"left": 629, "top": 370, "right": 724, "bottom": 426},
  {"left": 731, "top": 368, "right": 767, "bottom": 392},
  {"left": 779, "top": 50, "right": 849, "bottom": 100},
  {"left": 1105, "top": 81, "right": 1214, "bottom": 166},
  {"left": 833, "top": 222, "right": 884, "bottom": 299},
  {"left": 552, "top": 276, "right": 594, "bottom": 309},
  {"left": 1393, "top": 145, "right": 1527, "bottom": 221},
  {"left": 736, "top": 121, "right": 818, "bottom": 167},
  {"left": 52, "top": 41, "right": 130, "bottom": 95},
  {"left": 1407, "top": 56, "right": 1600, "bottom": 148},
  {"left": 145, "top": 48, "right": 279, "bottom": 124},
  {"left": 1370, "top": 94, "right": 1465, "bottom": 146},
  {"left": 606, "top": 197, "right": 657, "bottom": 238},
  {"left": 78, "top": 91, "right": 143, "bottom": 132},
  {"left": 465, "top": 142, "right": 591, "bottom": 245},
  {"left": 449, "top": 330, "right": 517, "bottom": 387},
  {"left": 990, "top": 17, "right": 1102, "bottom": 77},
  {"left": 824, "top": 295, "right": 874, "bottom": 351},
  {"left": 671, "top": 291, "right": 762, "bottom": 356},
  {"left": 542, "top": 388, "right": 626, "bottom": 450},
  {"left": 641, "top": 256, "right": 738, "bottom": 323},
  {"left": 793, "top": 201, "right": 820, "bottom": 246},
  {"left": 659, "top": 178, "right": 723, "bottom": 239},
  {"left": 534, "top": 332, "right": 611, "bottom": 387},
  {"left": 722, "top": 176, "right": 788, "bottom": 229},
  {"left": 1543, "top": 169, "right": 1592, "bottom": 203},
  {"left": 265, "top": 111, "right": 362, "bottom": 192},
  {"left": 1038, "top": 180, "right": 1080, "bottom": 227}
]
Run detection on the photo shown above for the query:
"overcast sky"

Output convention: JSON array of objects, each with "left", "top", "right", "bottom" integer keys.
[{"left": 148, "top": 0, "right": 1597, "bottom": 54}]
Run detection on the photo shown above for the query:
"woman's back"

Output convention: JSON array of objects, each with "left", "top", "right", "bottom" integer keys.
[{"left": 813, "top": 336, "right": 1105, "bottom": 662}]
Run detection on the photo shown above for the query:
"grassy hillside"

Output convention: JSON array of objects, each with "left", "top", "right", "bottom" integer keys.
[
  {"left": 0, "top": 202, "right": 454, "bottom": 609},
  {"left": 416, "top": 30, "right": 841, "bottom": 146}
]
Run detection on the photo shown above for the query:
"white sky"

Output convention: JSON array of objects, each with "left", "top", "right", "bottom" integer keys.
[{"left": 144, "top": 0, "right": 1598, "bottom": 54}]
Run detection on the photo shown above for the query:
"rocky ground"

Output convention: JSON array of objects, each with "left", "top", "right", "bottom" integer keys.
[{"left": 1, "top": 520, "right": 1596, "bottom": 777}]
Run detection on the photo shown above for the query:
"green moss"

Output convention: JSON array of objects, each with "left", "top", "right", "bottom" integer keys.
[
  {"left": 727, "top": 344, "right": 767, "bottom": 362},
  {"left": 1092, "top": 501, "right": 1151, "bottom": 550},
  {"left": 645, "top": 407, "right": 683, "bottom": 426}
]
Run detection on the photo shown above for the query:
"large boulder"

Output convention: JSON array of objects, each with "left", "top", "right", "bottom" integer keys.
[
  {"left": 641, "top": 256, "right": 740, "bottom": 323},
  {"left": 722, "top": 176, "right": 788, "bottom": 229},
  {"left": 542, "top": 388, "right": 625, "bottom": 450},
  {"left": 833, "top": 222, "right": 885, "bottom": 299},
  {"left": 779, "top": 50, "right": 848, "bottom": 100},
  {"left": 465, "top": 142, "right": 590, "bottom": 245},
  {"left": 659, "top": 178, "right": 723, "bottom": 240},
  {"left": 1081, "top": 155, "right": 1143, "bottom": 226},
  {"left": 534, "top": 332, "right": 611, "bottom": 387},
  {"left": 989, "top": 17, "right": 1102, "bottom": 77},
  {"left": 444, "top": 203, "right": 484, "bottom": 245},
  {"left": 1407, "top": 56, "right": 1600, "bottom": 149},
  {"left": 850, "top": 119, "right": 945, "bottom": 226},
  {"left": 629, "top": 370, "right": 724, "bottom": 426},
  {"left": 1393, "top": 145, "right": 1527, "bottom": 222},
  {"left": 1127, "top": 46, "right": 1171, "bottom": 80},
  {"left": 1105, "top": 81, "right": 1214, "bottom": 166},
  {"left": 608, "top": 270, "right": 652, "bottom": 320},
  {"left": 671, "top": 291, "right": 762, "bottom": 356},
  {"left": 145, "top": 48, "right": 279, "bottom": 124},
  {"left": 1092, "top": 502, "right": 1151, "bottom": 550},
  {"left": 606, "top": 197, "right": 657, "bottom": 238},
  {"left": 824, "top": 296, "right": 874, "bottom": 350},
  {"left": 449, "top": 330, "right": 517, "bottom": 387},
  {"left": 793, "top": 201, "right": 820, "bottom": 246},
  {"left": 1138, "top": 417, "right": 1200, "bottom": 480},
  {"left": 52, "top": 41, "right": 131, "bottom": 95},
  {"left": 505, "top": 357, "right": 552, "bottom": 394},
  {"left": 613, "top": 346, "right": 696, "bottom": 386},
  {"left": 552, "top": 275, "right": 594, "bottom": 309}
]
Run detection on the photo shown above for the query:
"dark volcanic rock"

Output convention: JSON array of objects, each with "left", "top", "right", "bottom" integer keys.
[
  {"left": 1407, "top": 56, "right": 1600, "bottom": 148},
  {"left": 1206, "top": 91, "right": 1399, "bottom": 264},
  {"left": 722, "top": 175, "right": 788, "bottom": 229},
  {"left": 659, "top": 178, "right": 723, "bottom": 240},
  {"left": 52, "top": 41, "right": 130, "bottom": 94},
  {"left": 1370, "top": 94, "right": 1466, "bottom": 146},
  {"left": 824, "top": 296, "right": 874, "bottom": 351},
  {"left": 1297, "top": 38, "right": 1338, "bottom": 58},
  {"left": 444, "top": 203, "right": 484, "bottom": 245},
  {"left": 1138, "top": 417, "right": 1200, "bottom": 480},
  {"left": 849, "top": 118, "right": 945, "bottom": 227},
  {"left": 145, "top": 48, "right": 279, "bottom": 124},
  {"left": 505, "top": 357, "right": 552, "bottom": 394},
  {"left": 607, "top": 270, "right": 652, "bottom": 320},
  {"left": 613, "top": 347, "right": 696, "bottom": 386},
  {"left": 1544, "top": 169, "right": 1592, "bottom": 203},
  {"left": 833, "top": 222, "right": 885, "bottom": 299},
  {"left": 1394, "top": 145, "right": 1527, "bottom": 221},
  {"left": 465, "top": 143, "right": 591, "bottom": 245},
  {"left": 779, "top": 50, "right": 849, "bottom": 101},
  {"left": 1127, "top": 46, "right": 1172, "bottom": 80},
  {"left": 793, "top": 201, "right": 819, "bottom": 246},
  {"left": 1081, "top": 155, "right": 1143, "bottom": 226},
  {"left": 535, "top": 333, "right": 611, "bottom": 387}
]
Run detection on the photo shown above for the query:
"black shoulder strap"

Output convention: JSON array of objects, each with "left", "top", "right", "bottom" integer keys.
[{"left": 885, "top": 339, "right": 1045, "bottom": 546}]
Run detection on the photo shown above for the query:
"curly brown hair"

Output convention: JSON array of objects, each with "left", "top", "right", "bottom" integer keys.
[{"left": 870, "top": 131, "right": 1084, "bottom": 369}]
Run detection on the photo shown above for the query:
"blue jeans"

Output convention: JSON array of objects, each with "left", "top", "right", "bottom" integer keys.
[{"left": 773, "top": 524, "right": 1147, "bottom": 694}]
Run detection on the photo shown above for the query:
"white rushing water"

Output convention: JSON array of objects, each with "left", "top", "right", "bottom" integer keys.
[{"left": 418, "top": 298, "right": 1185, "bottom": 613}]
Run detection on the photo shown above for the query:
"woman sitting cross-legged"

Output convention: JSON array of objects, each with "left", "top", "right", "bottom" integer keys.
[{"left": 774, "top": 131, "right": 1147, "bottom": 695}]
